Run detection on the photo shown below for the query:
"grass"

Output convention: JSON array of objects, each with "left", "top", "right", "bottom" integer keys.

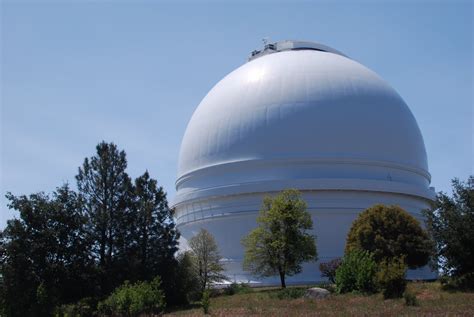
[{"left": 165, "top": 282, "right": 474, "bottom": 316}]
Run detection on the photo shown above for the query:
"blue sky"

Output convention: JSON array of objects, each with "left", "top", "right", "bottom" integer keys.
[{"left": 1, "top": 1, "right": 472, "bottom": 228}]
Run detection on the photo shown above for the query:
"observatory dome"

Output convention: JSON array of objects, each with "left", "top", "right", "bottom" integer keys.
[{"left": 174, "top": 40, "right": 435, "bottom": 284}]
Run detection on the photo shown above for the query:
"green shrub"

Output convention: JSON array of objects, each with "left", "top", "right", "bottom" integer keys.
[
  {"left": 54, "top": 297, "right": 96, "bottom": 317},
  {"left": 272, "top": 288, "right": 306, "bottom": 300},
  {"left": 201, "top": 289, "right": 210, "bottom": 314},
  {"left": 403, "top": 291, "right": 418, "bottom": 306},
  {"left": 335, "top": 250, "right": 378, "bottom": 294},
  {"left": 223, "top": 282, "right": 252, "bottom": 295},
  {"left": 97, "top": 276, "right": 165, "bottom": 316},
  {"left": 440, "top": 272, "right": 474, "bottom": 291},
  {"left": 376, "top": 257, "right": 407, "bottom": 299}
]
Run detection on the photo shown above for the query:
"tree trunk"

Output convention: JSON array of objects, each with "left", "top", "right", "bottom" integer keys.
[{"left": 279, "top": 270, "right": 286, "bottom": 288}]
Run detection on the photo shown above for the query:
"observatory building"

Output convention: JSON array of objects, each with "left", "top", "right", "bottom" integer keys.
[{"left": 173, "top": 40, "right": 435, "bottom": 284}]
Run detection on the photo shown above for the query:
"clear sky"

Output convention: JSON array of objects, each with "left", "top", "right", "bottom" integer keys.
[{"left": 1, "top": 1, "right": 472, "bottom": 228}]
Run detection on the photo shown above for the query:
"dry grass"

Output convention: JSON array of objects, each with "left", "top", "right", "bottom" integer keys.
[{"left": 165, "top": 282, "right": 474, "bottom": 316}]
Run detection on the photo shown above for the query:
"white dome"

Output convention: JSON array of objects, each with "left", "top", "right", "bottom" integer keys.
[
  {"left": 176, "top": 44, "right": 431, "bottom": 204},
  {"left": 173, "top": 41, "right": 435, "bottom": 284}
]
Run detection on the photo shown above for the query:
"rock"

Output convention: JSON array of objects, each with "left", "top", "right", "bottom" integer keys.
[{"left": 304, "top": 287, "right": 330, "bottom": 299}]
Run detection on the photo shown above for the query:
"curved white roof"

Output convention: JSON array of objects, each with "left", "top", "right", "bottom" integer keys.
[{"left": 175, "top": 42, "right": 431, "bottom": 204}]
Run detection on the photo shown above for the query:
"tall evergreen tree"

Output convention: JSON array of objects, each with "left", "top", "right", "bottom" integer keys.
[
  {"left": 76, "top": 141, "right": 133, "bottom": 294},
  {"left": 131, "top": 171, "right": 179, "bottom": 285}
]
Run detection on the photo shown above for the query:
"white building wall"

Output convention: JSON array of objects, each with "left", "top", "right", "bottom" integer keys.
[{"left": 175, "top": 189, "right": 435, "bottom": 284}]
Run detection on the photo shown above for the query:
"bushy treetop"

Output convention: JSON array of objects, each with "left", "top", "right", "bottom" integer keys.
[{"left": 345, "top": 204, "right": 432, "bottom": 269}]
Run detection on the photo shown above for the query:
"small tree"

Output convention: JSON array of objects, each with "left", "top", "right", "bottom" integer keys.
[
  {"left": 319, "top": 258, "right": 342, "bottom": 283},
  {"left": 423, "top": 176, "right": 474, "bottom": 278},
  {"left": 242, "top": 189, "right": 317, "bottom": 288},
  {"left": 188, "top": 229, "right": 225, "bottom": 293},
  {"left": 345, "top": 204, "right": 432, "bottom": 269}
]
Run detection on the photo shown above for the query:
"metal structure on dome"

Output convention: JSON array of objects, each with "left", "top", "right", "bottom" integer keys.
[
  {"left": 173, "top": 40, "right": 436, "bottom": 285},
  {"left": 248, "top": 40, "right": 347, "bottom": 61}
]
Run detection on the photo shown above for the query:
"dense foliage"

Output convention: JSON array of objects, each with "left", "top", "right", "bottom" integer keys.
[
  {"left": 319, "top": 258, "right": 342, "bottom": 283},
  {"left": 242, "top": 189, "right": 317, "bottom": 288},
  {"left": 439, "top": 272, "right": 474, "bottom": 291},
  {"left": 376, "top": 257, "right": 407, "bottom": 299},
  {"left": 423, "top": 176, "right": 474, "bottom": 284},
  {"left": 201, "top": 289, "right": 211, "bottom": 315},
  {"left": 1, "top": 185, "right": 93, "bottom": 316},
  {"left": 223, "top": 282, "right": 252, "bottom": 296},
  {"left": 54, "top": 297, "right": 97, "bottom": 317},
  {"left": 272, "top": 287, "right": 306, "bottom": 300},
  {"left": 0, "top": 142, "right": 183, "bottom": 316},
  {"left": 345, "top": 204, "right": 432, "bottom": 269},
  {"left": 97, "top": 276, "right": 165, "bottom": 316},
  {"left": 189, "top": 229, "right": 226, "bottom": 293},
  {"left": 335, "top": 250, "right": 378, "bottom": 294},
  {"left": 168, "top": 251, "right": 201, "bottom": 303}
]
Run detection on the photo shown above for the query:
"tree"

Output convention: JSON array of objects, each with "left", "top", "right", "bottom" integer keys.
[
  {"left": 166, "top": 252, "right": 200, "bottom": 304},
  {"left": 319, "top": 258, "right": 342, "bottom": 283},
  {"left": 1, "top": 185, "right": 93, "bottom": 316},
  {"left": 423, "top": 176, "right": 474, "bottom": 277},
  {"left": 1, "top": 141, "right": 186, "bottom": 312},
  {"left": 188, "top": 229, "right": 225, "bottom": 293},
  {"left": 76, "top": 141, "right": 133, "bottom": 294},
  {"left": 129, "top": 171, "right": 180, "bottom": 303},
  {"left": 345, "top": 204, "right": 432, "bottom": 269},
  {"left": 241, "top": 189, "right": 317, "bottom": 288}
]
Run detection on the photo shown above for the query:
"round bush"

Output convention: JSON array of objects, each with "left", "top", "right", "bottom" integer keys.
[{"left": 346, "top": 204, "right": 432, "bottom": 269}]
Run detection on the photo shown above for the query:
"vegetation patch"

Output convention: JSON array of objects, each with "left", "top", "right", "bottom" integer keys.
[
  {"left": 97, "top": 276, "right": 165, "bottom": 316},
  {"left": 223, "top": 282, "right": 253, "bottom": 296},
  {"left": 271, "top": 287, "right": 306, "bottom": 300},
  {"left": 165, "top": 282, "right": 474, "bottom": 316}
]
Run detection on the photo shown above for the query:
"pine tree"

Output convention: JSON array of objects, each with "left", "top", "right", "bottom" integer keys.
[
  {"left": 129, "top": 171, "right": 180, "bottom": 303},
  {"left": 76, "top": 141, "right": 133, "bottom": 294}
]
